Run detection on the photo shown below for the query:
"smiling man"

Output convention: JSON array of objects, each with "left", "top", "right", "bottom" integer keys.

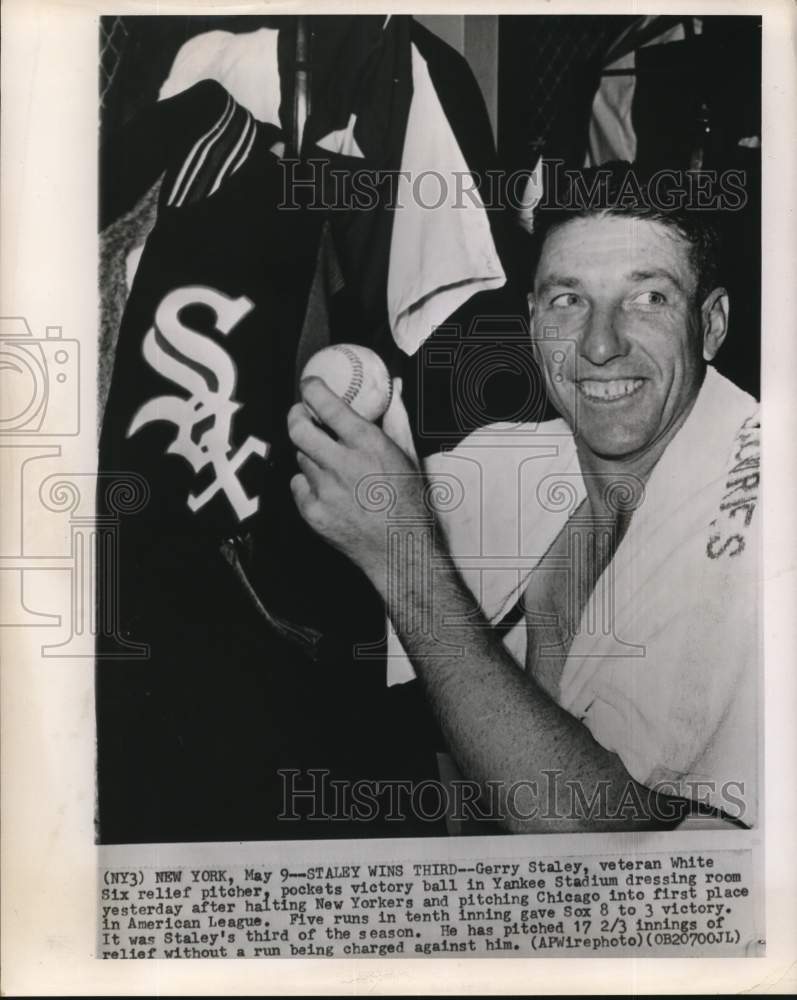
[
  {"left": 533, "top": 212, "right": 727, "bottom": 472},
  {"left": 287, "top": 165, "right": 760, "bottom": 833}
]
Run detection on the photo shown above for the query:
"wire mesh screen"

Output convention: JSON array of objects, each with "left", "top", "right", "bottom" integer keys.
[
  {"left": 498, "top": 15, "right": 633, "bottom": 167},
  {"left": 100, "top": 16, "right": 129, "bottom": 109}
]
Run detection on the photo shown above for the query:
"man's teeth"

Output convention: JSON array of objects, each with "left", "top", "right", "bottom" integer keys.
[{"left": 577, "top": 378, "right": 644, "bottom": 401}]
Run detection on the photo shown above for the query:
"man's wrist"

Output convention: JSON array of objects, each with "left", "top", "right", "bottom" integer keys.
[{"left": 361, "top": 521, "right": 439, "bottom": 601}]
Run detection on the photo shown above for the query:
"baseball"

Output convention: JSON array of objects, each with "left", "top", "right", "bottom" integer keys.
[{"left": 301, "top": 344, "right": 393, "bottom": 422}]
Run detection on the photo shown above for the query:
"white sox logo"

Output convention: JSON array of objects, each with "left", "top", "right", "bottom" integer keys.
[{"left": 127, "top": 286, "right": 269, "bottom": 521}]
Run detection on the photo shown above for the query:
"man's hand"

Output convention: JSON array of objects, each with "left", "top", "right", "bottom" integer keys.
[{"left": 287, "top": 377, "right": 426, "bottom": 585}]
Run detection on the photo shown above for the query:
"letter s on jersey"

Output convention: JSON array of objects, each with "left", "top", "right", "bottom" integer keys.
[{"left": 127, "top": 285, "right": 269, "bottom": 522}]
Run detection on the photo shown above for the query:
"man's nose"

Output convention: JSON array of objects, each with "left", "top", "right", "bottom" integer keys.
[{"left": 578, "top": 305, "right": 629, "bottom": 366}]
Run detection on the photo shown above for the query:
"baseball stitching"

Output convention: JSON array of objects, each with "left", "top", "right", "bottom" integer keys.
[{"left": 335, "top": 344, "right": 364, "bottom": 405}]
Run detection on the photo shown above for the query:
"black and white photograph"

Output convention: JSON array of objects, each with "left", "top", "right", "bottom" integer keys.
[
  {"left": 2, "top": 0, "right": 795, "bottom": 992},
  {"left": 96, "top": 12, "right": 761, "bottom": 844}
]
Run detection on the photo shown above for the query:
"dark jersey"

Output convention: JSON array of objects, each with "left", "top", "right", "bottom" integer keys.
[{"left": 97, "top": 79, "right": 443, "bottom": 844}]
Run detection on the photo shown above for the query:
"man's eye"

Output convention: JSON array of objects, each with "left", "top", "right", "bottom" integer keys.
[
  {"left": 550, "top": 293, "right": 581, "bottom": 308},
  {"left": 633, "top": 290, "right": 667, "bottom": 306}
]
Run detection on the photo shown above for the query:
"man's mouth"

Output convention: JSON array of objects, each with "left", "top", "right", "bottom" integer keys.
[{"left": 576, "top": 378, "right": 645, "bottom": 402}]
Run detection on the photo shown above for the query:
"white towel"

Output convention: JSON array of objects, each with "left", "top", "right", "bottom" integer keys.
[{"left": 387, "top": 44, "right": 506, "bottom": 356}]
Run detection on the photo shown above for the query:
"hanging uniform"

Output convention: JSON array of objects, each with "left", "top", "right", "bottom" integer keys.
[
  {"left": 97, "top": 17, "right": 532, "bottom": 844},
  {"left": 97, "top": 78, "right": 442, "bottom": 843}
]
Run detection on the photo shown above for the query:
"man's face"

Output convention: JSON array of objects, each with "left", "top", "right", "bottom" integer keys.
[{"left": 530, "top": 214, "right": 720, "bottom": 464}]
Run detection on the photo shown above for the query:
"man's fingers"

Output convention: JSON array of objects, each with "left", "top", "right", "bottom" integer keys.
[
  {"left": 381, "top": 376, "right": 420, "bottom": 465},
  {"left": 295, "top": 451, "right": 324, "bottom": 492},
  {"left": 289, "top": 472, "right": 313, "bottom": 511},
  {"left": 300, "top": 376, "right": 368, "bottom": 443},
  {"left": 287, "top": 399, "right": 344, "bottom": 467}
]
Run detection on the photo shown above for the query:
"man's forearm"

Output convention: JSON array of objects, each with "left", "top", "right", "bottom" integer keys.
[{"left": 367, "top": 526, "right": 686, "bottom": 833}]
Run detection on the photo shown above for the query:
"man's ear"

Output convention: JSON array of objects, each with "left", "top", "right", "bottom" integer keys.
[{"left": 701, "top": 287, "right": 729, "bottom": 362}]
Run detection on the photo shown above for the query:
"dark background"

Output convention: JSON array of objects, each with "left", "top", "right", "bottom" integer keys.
[{"left": 496, "top": 15, "right": 761, "bottom": 399}]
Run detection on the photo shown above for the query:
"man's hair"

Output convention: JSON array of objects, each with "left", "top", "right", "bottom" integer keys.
[{"left": 528, "top": 161, "right": 722, "bottom": 305}]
